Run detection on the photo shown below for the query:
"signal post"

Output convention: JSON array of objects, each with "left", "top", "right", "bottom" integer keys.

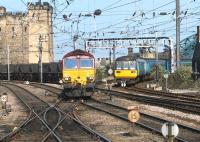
[
  {"left": 127, "top": 106, "right": 140, "bottom": 136},
  {"left": 1, "top": 93, "right": 8, "bottom": 116}
]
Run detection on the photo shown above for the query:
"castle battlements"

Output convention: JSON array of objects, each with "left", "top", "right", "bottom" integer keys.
[{"left": 27, "top": 2, "right": 53, "bottom": 11}]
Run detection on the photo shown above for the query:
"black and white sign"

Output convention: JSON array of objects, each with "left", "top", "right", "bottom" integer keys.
[
  {"left": 161, "top": 122, "right": 179, "bottom": 138},
  {"left": 1, "top": 95, "right": 8, "bottom": 102}
]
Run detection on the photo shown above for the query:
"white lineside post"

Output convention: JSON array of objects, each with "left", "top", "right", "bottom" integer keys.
[{"left": 169, "top": 38, "right": 176, "bottom": 73}]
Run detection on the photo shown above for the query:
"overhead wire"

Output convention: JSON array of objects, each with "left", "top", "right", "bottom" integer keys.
[
  {"left": 46, "top": 1, "right": 200, "bottom": 56},
  {"left": 101, "top": 0, "right": 125, "bottom": 11},
  {"left": 102, "top": 0, "right": 142, "bottom": 12},
  {"left": 88, "top": 0, "right": 199, "bottom": 36},
  {"left": 89, "top": 0, "right": 175, "bottom": 33}
]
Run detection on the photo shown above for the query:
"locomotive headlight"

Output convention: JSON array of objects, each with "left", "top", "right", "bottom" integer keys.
[
  {"left": 64, "top": 77, "right": 71, "bottom": 81},
  {"left": 131, "top": 70, "right": 136, "bottom": 73},
  {"left": 87, "top": 76, "right": 94, "bottom": 81}
]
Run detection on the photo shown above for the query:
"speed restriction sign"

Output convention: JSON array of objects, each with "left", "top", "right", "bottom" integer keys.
[
  {"left": 1, "top": 95, "right": 8, "bottom": 102},
  {"left": 128, "top": 110, "right": 140, "bottom": 123}
]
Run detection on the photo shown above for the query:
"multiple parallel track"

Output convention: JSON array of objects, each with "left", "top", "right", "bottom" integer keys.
[
  {"left": 0, "top": 83, "right": 110, "bottom": 142},
  {"left": 0, "top": 83, "right": 51, "bottom": 142},
  {"left": 82, "top": 99, "right": 200, "bottom": 142},
  {"left": 97, "top": 88, "right": 200, "bottom": 115},
  {"left": 126, "top": 86, "right": 200, "bottom": 103},
  {"left": 0, "top": 85, "right": 28, "bottom": 139},
  {"left": 28, "top": 83, "right": 200, "bottom": 142}
]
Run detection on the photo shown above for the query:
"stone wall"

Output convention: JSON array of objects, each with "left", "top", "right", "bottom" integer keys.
[{"left": 0, "top": 2, "right": 53, "bottom": 64}]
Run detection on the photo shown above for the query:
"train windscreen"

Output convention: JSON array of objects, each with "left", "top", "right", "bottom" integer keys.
[
  {"left": 129, "top": 61, "right": 136, "bottom": 69},
  {"left": 64, "top": 58, "right": 77, "bottom": 69},
  {"left": 116, "top": 61, "right": 136, "bottom": 70},
  {"left": 116, "top": 61, "right": 122, "bottom": 69},
  {"left": 123, "top": 62, "right": 129, "bottom": 69},
  {"left": 80, "top": 59, "right": 93, "bottom": 68}
]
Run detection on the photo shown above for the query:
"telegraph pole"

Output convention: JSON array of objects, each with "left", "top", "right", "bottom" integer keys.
[
  {"left": 38, "top": 35, "right": 43, "bottom": 83},
  {"left": 113, "top": 44, "right": 116, "bottom": 65},
  {"left": 109, "top": 48, "right": 112, "bottom": 67},
  {"left": 176, "top": 0, "right": 180, "bottom": 68},
  {"left": 155, "top": 32, "right": 159, "bottom": 82},
  {"left": 7, "top": 45, "right": 10, "bottom": 81}
]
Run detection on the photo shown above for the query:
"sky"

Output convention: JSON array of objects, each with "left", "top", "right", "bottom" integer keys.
[{"left": 1, "top": 0, "right": 200, "bottom": 61}]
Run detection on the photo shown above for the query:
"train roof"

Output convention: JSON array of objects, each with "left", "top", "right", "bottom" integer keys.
[
  {"left": 62, "top": 49, "right": 94, "bottom": 59},
  {"left": 116, "top": 55, "right": 169, "bottom": 61},
  {"left": 116, "top": 56, "right": 137, "bottom": 61}
]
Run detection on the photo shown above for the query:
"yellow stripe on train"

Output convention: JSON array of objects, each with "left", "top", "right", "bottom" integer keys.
[
  {"left": 114, "top": 69, "right": 138, "bottom": 79},
  {"left": 63, "top": 69, "right": 95, "bottom": 85}
]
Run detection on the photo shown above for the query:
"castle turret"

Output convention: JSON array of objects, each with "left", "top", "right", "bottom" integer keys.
[
  {"left": 28, "top": 2, "right": 53, "bottom": 63},
  {"left": 0, "top": 6, "right": 6, "bottom": 15}
]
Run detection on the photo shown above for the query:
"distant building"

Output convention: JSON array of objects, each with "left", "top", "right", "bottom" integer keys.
[{"left": 0, "top": 2, "right": 53, "bottom": 64}]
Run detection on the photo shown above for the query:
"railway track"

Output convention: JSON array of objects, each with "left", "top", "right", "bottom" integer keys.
[
  {"left": 29, "top": 83, "right": 200, "bottom": 115},
  {"left": 30, "top": 82, "right": 63, "bottom": 94},
  {"left": 82, "top": 98, "right": 200, "bottom": 142},
  {"left": 125, "top": 86, "right": 200, "bottom": 103},
  {"left": 0, "top": 85, "right": 28, "bottom": 139},
  {"left": 27, "top": 83, "right": 200, "bottom": 142},
  {"left": 97, "top": 88, "right": 200, "bottom": 115},
  {"left": 0, "top": 83, "right": 110, "bottom": 142},
  {"left": 0, "top": 83, "right": 53, "bottom": 142}
]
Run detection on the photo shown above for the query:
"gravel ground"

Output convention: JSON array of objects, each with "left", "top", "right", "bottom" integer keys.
[
  {"left": 76, "top": 104, "right": 165, "bottom": 142},
  {"left": 44, "top": 83, "right": 63, "bottom": 89},
  {"left": 43, "top": 83, "right": 200, "bottom": 137},
  {"left": 135, "top": 81, "right": 200, "bottom": 94},
  {"left": 20, "top": 83, "right": 166, "bottom": 141},
  {"left": 93, "top": 91, "right": 200, "bottom": 130},
  {"left": 23, "top": 83, "right": 200, "bottom": 141},
  {"left": 17, "top": 84, "right": 59, "bottom": 104},
  {"left": 0, "top": 86, "right": 28, "bottom": 139}
]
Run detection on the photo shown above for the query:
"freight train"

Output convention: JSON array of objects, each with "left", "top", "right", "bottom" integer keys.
[
  {"left": 114, "top": 55, "right": 169, "bottom": 87},
  {"left": 0, "top": 62, "right": 61, "bottom": 82},
  {"left": 0, "top": 49, "right": 96, "bottom": 97}
]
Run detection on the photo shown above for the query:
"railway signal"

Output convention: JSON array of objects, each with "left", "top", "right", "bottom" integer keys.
[
  {"left": 161, "top": 122, "right": 179, "bottom": 142},
  {"left": 1, "top": 93, "right": 8, "bottom": 116},
  {"left": 127, "top": 106, "right": 140, "bottom": 136}
]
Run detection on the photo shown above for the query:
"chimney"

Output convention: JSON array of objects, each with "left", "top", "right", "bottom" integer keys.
[
  {"left": 0, "top": 7, "right": 6, "bottom": 15},
  {"left": 128, "top": 48, "right": 133, "bottom": 56}
]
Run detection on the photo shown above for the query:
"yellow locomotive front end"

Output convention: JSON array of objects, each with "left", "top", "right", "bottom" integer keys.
[
  {"left": 62, "top": 49, "right": 95, "bottom": 97},
  {"left": 114, "top": 56, "right": 138, "bottom": 87}
]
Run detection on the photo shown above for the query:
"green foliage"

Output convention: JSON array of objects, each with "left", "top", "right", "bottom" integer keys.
[
  {"left": 150, "top": 65, "right": 200, "bottom": 89},
  {"left": 171, "top": 66, "right": 192, "bottom": 81},
  {"left": 193, "top": 79, "right": 200, "bottom": 88},
  {"left": 150, "top": 65, "right": 165, "bottom": 82},
  {"left": 96, "top": 66, "right": 108, "bottom": 81},
  {"left": 166, "top": 66, "right": 196, "bottom": 89}
]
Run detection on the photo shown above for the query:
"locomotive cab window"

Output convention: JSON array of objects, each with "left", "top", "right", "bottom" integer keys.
[
  {"left": 116, "top": 61, "right": 123, "bottom": 69},
  {"left": 64, "top": 58, "right": 77, "bottom": 69},
  {"left": 130, "top": 61, "right": 136, "bottom": 69},
  {"left": 80, "top": 58, "right": 93, "bottom": 68},
  {"left": 123, "top": 61, "right": 129, "bottom": 69}
]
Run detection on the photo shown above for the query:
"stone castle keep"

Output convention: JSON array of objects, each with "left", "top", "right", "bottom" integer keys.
[{"left": 0, "top": 2, "right": 54, "bottom": 64}]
